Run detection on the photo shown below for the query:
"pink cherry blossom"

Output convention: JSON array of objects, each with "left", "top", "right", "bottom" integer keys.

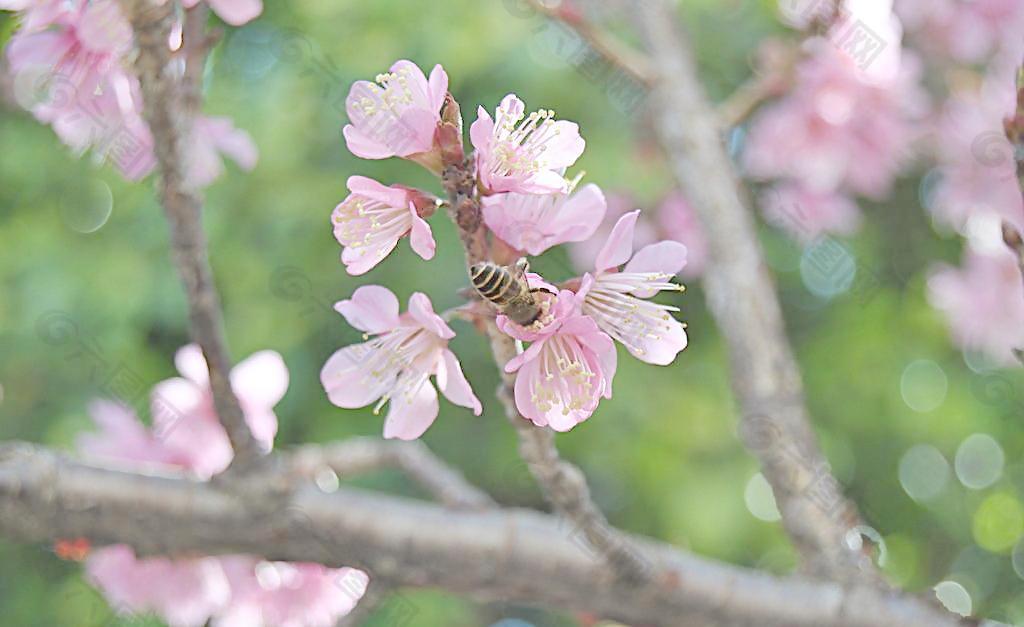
[
  {"left": 150, "top": 344, "right": 288, "bottom": 479},
  {"left": 77, "top": 402, "right": 233, "bottom": 627},
  {"left": 656, "top": 192, "right": 708, "bottom": 279},
  {"left": 331, "top": 175, "right": 437, "bottom": 275},
  {"left": 928, "top": 249, "right": 1024, "bottom": 366},
  {"left": 343, "top": 60, "right": 448, "bottom": 168},
  {"left": 481, "top": 182, "right": 606, "bottom": 255},
  {"left": 896, "top": 0, "right": 1024, "bottom": 63},
  {"left": 470, "top": 93, "right": 585, "bottom": 194},
  {"left": 182, "top": 0, "right": 263, "bottom": 26},
  {"left": 321, "top": 286, "right": 482, "bottom": 440},
  {"left": 87, "top": 545, "right": 232, "bottom": 627},
  {"left": 215, "top": 557, "right": 367, "bottom": 627},
  {"left": 184, "top": 115, "right": 259, "bottom": 189},
  {"left": 744, "top": 39, "right": 926, "bottom": 200},
  {"left": 77, "top": 399, "right": 187, "bottom": 470},
  {"left": 498, "top": 284, "right": 615, "bottom": 431},
  {"left": 928, "top": 79, "right": 1023, "bottom": 232},
  {"left": 761, "top": 182, "right": 861, "bottom": 242},
  {"left": 577, "top": 210, "right": 688, "bottom": 365}
]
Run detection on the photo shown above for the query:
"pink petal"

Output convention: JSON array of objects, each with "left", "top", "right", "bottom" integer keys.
[
  {"left": 624, "top": 240, "right": 689, "bottom": 298},
  {"left": 230, "top": 350, "right": 289, "bottom": 408},
  {"left": 594, "top": 210, "right": 640, "bottom": 272},
  {"left": 334, "top": 285, "right": 401, "bottom": 334},
  {"left": 504, "top": 338, "right": 546, "bottom": 373},
  {"left": 346, "top": 175, "right": 409, "bottom": 208},
  {"left": 427, "top": 64, "right": 449, "bottom": 113},
  {"left": 175, "top": 344, "right": 210, "bottom": 386},
  {"left": 382, "top": 382, "right": 439, "bottom": 440},
  {"left": 388, "top": 60, "right": 432, "bottom": 109},
  {"left": 542, "top": 120, "right": 585, "bottom": 169},
  {"left": 547, "top": 183, "right": 606, "bottom": 243},
  {"left": 320, "top": 345, "right": 395, "bottom": 408},
  {"left": 409, "top": 212, "right": 436, "bottom": 260},
  {"left": 512, "top": 357, "right": 548, "bottom": 427},
  {"left": 150, "top": 377, "right": 203, "bottom": 433},
  {"left": 342, "top": 124, "right": 395, "bottom": 159},
  {"left": 206, "top": 0, "right": 263, "bottom": 25},
  {"left": 469, "top": 106, "right": 493, "bottom": 152},
  {"left": 437, "top": 349, "right": 482, "bottom": 415},
  {"left": 208, "top": 118, "right": 258, "bottom": 171},
  {"left": 407, "top": 292, "right": 455, "bottom": 339},
  {"left": 634, "top": 317, "right": 688, "bottom": 366},
  {"left": 341, "top": 238, "right": 398, "bottom": 276}
]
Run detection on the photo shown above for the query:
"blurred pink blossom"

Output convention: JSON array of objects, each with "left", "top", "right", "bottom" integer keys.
[
  {"left": 150, "top": 344, "right": 288, "bottom": 479},
  {"left": 929, "top": 77, "right": 1023, "bottom": 232},
  {"left": 761, "top": 182, "right": 861, "bottom": 242},
  {"left": 744, "top": 39, "right": 926, "bottom": 201},
  {"left": 182, "top": 0, "right": 263, "bottom": 26},
  {"left": 343, "top": 60, "right": 448, "bottom": 169},
  {"left": 499, "top": 284, "right": 615, "bottom": 431},
  {"left": 471, "top": 93, "right": 585, "bottom": 194},
  {"left": 87, "top": 545, "right": 231, "bottom": 627},
  {"left": 331, "top": 175, "right": 437, "bottom": 275},
  {"left": 928, "top": 249, "right": 1024, "bottom": 366},
  {"left": 185, "top": 115, "right": 259, "bottom": 189},
  {"left": 482, "top": 183, "right": 606, "bottom": 256},
  {"left": 79, "top": 349, "right": 367, "bottom": 626},
  {"left": 578, "top": 211, "right": 688, "bottom": 365},
  {"left": 215, "top": 558, "right": 368, "bottom": 627},
  {"left": 896, "top": 0, "right": 1024, "bottom": 63},
  {"left": 321, "top": 286, "right": 482, "bottom": 440},
  {"left": 656, "top": 193, "right": 708, "bottom": 278}
]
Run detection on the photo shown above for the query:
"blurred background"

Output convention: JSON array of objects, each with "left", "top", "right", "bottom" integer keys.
[{"left": 1, "top": 0, "right": 1023, "bottom": 625}]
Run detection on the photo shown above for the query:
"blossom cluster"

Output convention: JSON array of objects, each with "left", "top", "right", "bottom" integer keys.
[
  {"left": 324, "top": 60, "right": 689, "bottom": 436},
  {"left": 77, "top": 345, "right": 368, "bottom": 627},
  {"left": 1, "top": 0, "right": 259, "bottom": 187}
]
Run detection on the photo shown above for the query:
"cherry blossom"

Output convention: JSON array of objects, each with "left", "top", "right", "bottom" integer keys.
[
  {"left": 150, "top": 344, "right": 288, "bottom": 479},
  {"left": 577, "top": 211, "right": 688, "bottom": 365},
  {"left": 470, "top": 93, "right": 585, "bottom": 194},
  {"left": 184, "top": 115, "right": 259, "bottom": 189},
  {"left": 321, "top": 286, "right": 482, "bottom": 440},
  {"left": 760, "top": 182, "right": 861, "bottom": 242},
  {"left": 928, "top": 249, "right": 1024, "bottom": 366},
  {"left": 744, "top": 39, "right": 925, "bottom": 201},
  {"left": 78, "top": 350, "right": 367, "bottom": 627},
  {"left": 498, "top": 284, "right": 616, "bottom": 431},
  {"left": 331, "top": 175, "right": 438, "bottom": 275},
  {"left": 896, "top": 0, "right": 1024, "bottom": 63},
  {"left": 215, "top": 558, "right": 368, "bottom": 627},
  {"left": 481, "top": 182, "right": 606, "bottom": 256},
  {"left": 343, "top": 60, "right": 449, "bottom": 170}
]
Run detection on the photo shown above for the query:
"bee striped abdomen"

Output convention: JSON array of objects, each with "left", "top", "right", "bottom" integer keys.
[
  {"left": 470, "top": 260, "right": 541, "bottom": 326},
  {"left": 472, "top": 263, "right": 516, "bottom": 303}
]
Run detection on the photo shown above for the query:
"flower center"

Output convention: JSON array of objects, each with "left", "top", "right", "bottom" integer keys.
[
  {"left": 489, "top": 105, "right": 560, "bottom": 177},
  {"left": 531, "top": 335, "right": 595, "bottom": 415}
]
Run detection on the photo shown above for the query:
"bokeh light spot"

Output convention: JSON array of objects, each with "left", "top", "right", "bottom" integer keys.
[
  {"left": 972, "top": 492, "right": 1024, "bottom": 553},
  {"left": 934, "top": 580, "right": 972, "bottom": 617},
  {"left": 955, "top": 433, "right": 1004, "bottom": 490},
  {"left": 900, "top": 360, "right": 947, "bottom": 413},
  {"left": 744, "top": 472, "right": 781, "bottom": 522},
  {"left": 59, "top": 179, "right": 113, "bottom": 234},
  {"left": 898, "top": 444, "right": 950, "bottom": 502},
  {"left": 799, "top": 238, "right": 856, "bottom": 299}
]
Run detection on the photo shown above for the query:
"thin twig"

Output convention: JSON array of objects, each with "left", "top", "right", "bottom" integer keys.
[
  {"left": 525, "top": 0, "right": 653, "bottom": 87},
  {"left": 289, "top": 438, "right": 496, "bottom": 510},
  {"left": 636, "top": 0, "right": 881, "bottom": 583},
  {"left": 119, "top": 0, "right": 264, "bottom": 473}
]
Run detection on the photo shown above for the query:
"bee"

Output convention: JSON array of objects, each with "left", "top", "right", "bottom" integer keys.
[{"left": 470, "top": 257, "right": 542, "bottom": 326}]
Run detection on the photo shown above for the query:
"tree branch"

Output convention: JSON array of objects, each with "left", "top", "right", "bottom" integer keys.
[
  {"left": 0, "top": 442, "right": 975, "bottom": 627},
  {"left": 120, "top": 0, "right": 263, "bottom": 472},
  {"left": 289, "top": 438, "right": 496, "bottom": 510},
  {"left": 635, "top": 0, "right": 880, "bottom": 583}
]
